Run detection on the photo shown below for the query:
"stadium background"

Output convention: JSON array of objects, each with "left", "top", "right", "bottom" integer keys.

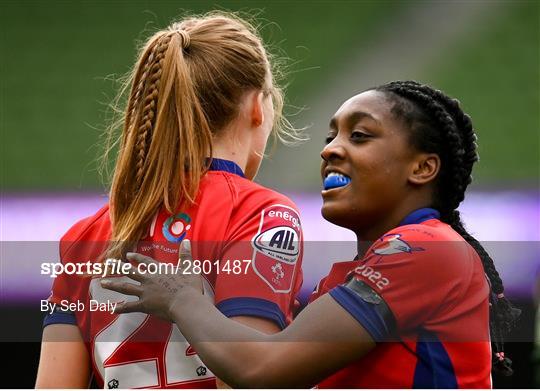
[{"left": 1, "top": 0, "right": 539, "bottom": 388}]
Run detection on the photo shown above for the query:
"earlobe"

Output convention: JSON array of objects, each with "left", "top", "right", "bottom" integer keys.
[
  {"left": 251, "top": 91, "right": 264, "bottom": 128},
  {"left": 408, "top": 154, "right": 440, "bottom": 185}
]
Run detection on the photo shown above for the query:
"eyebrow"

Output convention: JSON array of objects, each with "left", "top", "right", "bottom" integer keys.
[{"left": 329, "top": 111, "right": 380, "bottom": 130}]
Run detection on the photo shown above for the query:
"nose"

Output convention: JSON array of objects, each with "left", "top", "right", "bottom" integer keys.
[{"left": 320, "top": 138, "right": 346, "bottom": 162}]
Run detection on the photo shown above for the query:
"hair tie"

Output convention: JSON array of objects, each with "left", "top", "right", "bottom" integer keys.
[{"left": 175, "top": 30, "right": 191, "bottom": 50}]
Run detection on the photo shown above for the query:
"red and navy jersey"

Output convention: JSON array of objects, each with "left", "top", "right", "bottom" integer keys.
[
  {"left": 45, "top": 158, "right": 303, "bottom": 389},
  {"left": 310, "top": 208, "right": 491, "bottom": 389}
]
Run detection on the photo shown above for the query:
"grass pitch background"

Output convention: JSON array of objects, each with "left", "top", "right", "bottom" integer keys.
[{"left": 1, "top": 0, "right": 538, "bottom": 190}]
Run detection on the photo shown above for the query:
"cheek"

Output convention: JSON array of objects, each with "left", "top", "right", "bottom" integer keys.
[
  {"left": 353, "top": 150, "right": 409, "bottom": 195},
  {"left": 378, "top": 156, "right": 403, "bottom": 178}
]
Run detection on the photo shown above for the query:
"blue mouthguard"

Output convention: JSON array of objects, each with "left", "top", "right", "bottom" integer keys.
[{"left": 323, "top": 175, "right": 351, "bottom": 190}]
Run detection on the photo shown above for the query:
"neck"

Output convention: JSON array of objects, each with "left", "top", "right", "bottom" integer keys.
[
  {"left": 212, "top": 145, "right": 248, "bottom": 173},
  {"left": 356, "top": 240, "right": 373, "bottom": 259},
  {"left": 354, "top": 214, "right": 401, "bottom": 244},
  {"left": 212, "top": 129, "right": 250, "bottom": 175},
  {"left": 354, "top": 193, "right": 433, "bottom": 243}
]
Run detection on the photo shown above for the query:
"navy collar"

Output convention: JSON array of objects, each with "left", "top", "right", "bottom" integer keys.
[
  {"left": 353, "top": 207, "right": 440, "bottom": 260},
  {"left": 208, "top": 158, "right": 245, "bottom": 178},
  {"left": 398, "top": 207, "right": 440, "bottom": 226}
]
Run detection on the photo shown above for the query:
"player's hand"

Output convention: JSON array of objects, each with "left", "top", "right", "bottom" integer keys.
[{"left": 100, "top": 239, "right": 203, "bottom": 321}]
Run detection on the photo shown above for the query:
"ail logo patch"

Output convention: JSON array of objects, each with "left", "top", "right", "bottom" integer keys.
[
  {"left": 251, "top": 205, "right": 302, "bottom": 293},
  {"left": 252, "top": 225, "right": 299, "bottom": 264}
]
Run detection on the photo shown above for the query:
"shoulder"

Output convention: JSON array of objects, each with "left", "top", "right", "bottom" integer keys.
[
  {"left": 237, "top": 180, "right": 302, "bottom": 233},
  {"left": 60, "top": 204, "right": 111, "bottom": 258},
  {"left": 61, "top": 204, "right": 110, "bottom": 242},
  {"left": 388, "top": 218, "right": 461, "bottom": 241},
  {"left": 230, "top": 173, "right": 298, "bottom": 206},
  {"left": 200, "top": 172, "right": 301, "bottom": 220},
  {"left": 61, "top": 204, "right": 110, "bottom": 241},
  {"left": 213, "top": 175, "right": 303, "bottom": 241},
  {"left": 212, "top": 172, "right": 300, "bottom": 214},
  {"left": 368, "top": 219, "right": 472, "bottom": 270}
]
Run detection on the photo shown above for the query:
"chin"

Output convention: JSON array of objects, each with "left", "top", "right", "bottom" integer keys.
[{"left": 321, "top": 203, "right": 353, "bottom": 229}]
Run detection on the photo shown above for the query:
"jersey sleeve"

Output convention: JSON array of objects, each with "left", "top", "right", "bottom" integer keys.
[
  {"left": 44, "top": 237, "right": 86, "bottom": 327},
  {"left": 214, "top": 197, "right": 304, "bottom": 329},
  {"left": 329, "top": 226, "right": 473, "bottom": 340},
  {"left": 45, "top": 206, "right": 109, "bottom": 328},
  {"left": 43, "top": 306, "right": 78, "bottom": 327}
]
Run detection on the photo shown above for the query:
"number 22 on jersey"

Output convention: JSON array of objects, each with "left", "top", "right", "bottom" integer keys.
[{"left": 89, "top": 277, "right": 215, "bottom": 388}]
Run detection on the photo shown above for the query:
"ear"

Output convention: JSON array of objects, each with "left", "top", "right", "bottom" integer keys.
[
  {"left": 250, "top": 91, "right": 265, "bottom": 128},
  {"left": 408, "top": 153, "right": 440, "bottom": 185}
]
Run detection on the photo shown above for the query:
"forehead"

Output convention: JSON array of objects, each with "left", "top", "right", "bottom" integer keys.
[{"left": 333, "top": 90, "right": 392, "bottom": 124}]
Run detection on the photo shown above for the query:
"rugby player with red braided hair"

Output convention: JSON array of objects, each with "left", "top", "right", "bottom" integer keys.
[{"left": 36, "top": 13, "right": 304, "bottom": 389}]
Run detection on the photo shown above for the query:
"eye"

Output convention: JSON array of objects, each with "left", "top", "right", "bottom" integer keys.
[
  {"left": 324, "top": 134, "right": 336, "bottom": 145},
  {"left": 350, "top": 131, "right": 371, "bottom": 142}
]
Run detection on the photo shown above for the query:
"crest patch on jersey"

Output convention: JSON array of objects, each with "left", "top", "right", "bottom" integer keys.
[
  {"left": 372, "top": 234, "right": 424, "bottom": 256},
  {"left": 162, "top": 213, "right": 192, "bottom": 243},
  {"left": 251, "top": 205, "right": 302, "bottom": 293}
]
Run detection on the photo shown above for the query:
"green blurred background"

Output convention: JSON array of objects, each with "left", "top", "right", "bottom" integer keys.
[
  {"left": 2, "top": 0, "right": 539, "bottom": 191},
  {"left": 1, "top": 2, "right": 539, "bottom": 388}
]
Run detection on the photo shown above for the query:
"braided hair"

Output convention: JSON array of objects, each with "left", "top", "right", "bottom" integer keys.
[
  {"left": 374, "top": 81, "right": 521, "bottom": 375},
  {"left": 104, "top": 12, "right": 290, "bottom": 260}
]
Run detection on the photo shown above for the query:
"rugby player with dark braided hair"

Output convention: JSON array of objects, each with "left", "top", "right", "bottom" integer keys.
[{"left": 104, "top": 81, "right": 520, "bottom": 388}]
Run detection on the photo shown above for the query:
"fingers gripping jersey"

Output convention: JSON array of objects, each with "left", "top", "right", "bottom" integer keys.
[
  {"left": 46, "top": 160, "right": 303, "bottom": 389},
  {"left": 311, "top": 208, "right": 491, "bottom": 389}
]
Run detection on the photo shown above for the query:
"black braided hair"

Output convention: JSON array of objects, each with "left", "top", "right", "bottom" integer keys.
[{"left": 373, "top": 81, "right": 521, "bottom": 376}]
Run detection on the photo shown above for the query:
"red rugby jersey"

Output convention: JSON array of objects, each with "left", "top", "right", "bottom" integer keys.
[
  {"left": 46, "top": 159, "right": 304, "bottom": 389},
  {"left": 310, "top": 208, "right": 491, "bottom": 389}
]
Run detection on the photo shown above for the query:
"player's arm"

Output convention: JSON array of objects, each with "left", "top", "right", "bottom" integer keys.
[
  {"left": 172, "top": 291, "right": 374, "bottom": 388},
  {"left": 35, "top": 324, "right": 91, "bottom": 388},
  {"left": 215, "top": 316, "right": 280, "bottom": 388},
  {"left": 103, "top": 253, "right": 376, "bottom": 389}
]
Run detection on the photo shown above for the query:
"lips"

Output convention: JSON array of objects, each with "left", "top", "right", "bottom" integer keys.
[{"left": 323, "top": 172, "right": 351, "bottom": 190}]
